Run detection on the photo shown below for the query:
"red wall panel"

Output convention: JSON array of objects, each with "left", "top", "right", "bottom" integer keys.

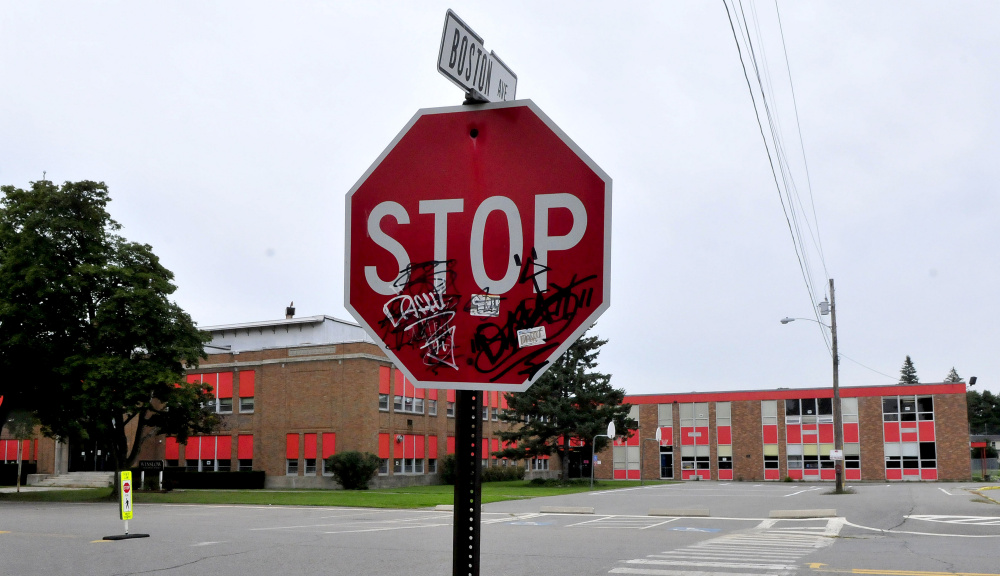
[
  {"left": 818, "top": 424, "right": 834, "bottom": 444},
  {"left": 843, "top": 423, "right": 859, "bottom": 444},
  {"left": 184, "top": 438, "right": 198, "bottom": 460},
  {"left": 918, "top": 421, "right": 935, "bottom": 441},
  {"left": 883, "top": 422, "right": 900, "bottom": 443},
  {"left": 304, "top": 433, "right": 317, "bottom": 459},
  {"left": 217, "top": 435, "right": 232, "bottom": 460},
  {"left": 379, "top": 433, "right": 390, "bottom": 459},
  {"left": 322, "top": 433, "right": 336, "bottom": 458},
  {"left": 787, "top": 424, "right": 801, "bottom": 444},
  {"left": 446, "top": 436, "right": 455, "bottom": 455},
  {"left": 238, "top": 435, "right": 253, "bottom": 459},
  {"left": 286, "top": 434, "right": 299, "bottom": 459},
  {"left": 239, "top": 370, "right": 255, "bottom": 397},
  {"left": 216, "top": 372, "right": 233, "bottom": 398},
  {"left": 762, "top": 425, "right": 778, "bottom": 444},
  {"left": 717, "top": 426, "right": 731, "bottom": 445},
  {"left": 660, "top": 427, "right": 673, "bottom": 446},
  {"left": 415, "top": 436, "right": 425, "bottom": 459},
  {"left": 200, "top": 436, "right": 215, "bottom": 459},
  {"left": 429, "top": 435, "right": 438, "bottom": 459},
  {"left": 379, "top": 366, "right": 391, "bottom": 394},
  {"left": 394, "top": 370, "right": 404, "bottom": 396},
  {"left": 165, "top": 437, "right": 180, "bottom": 460}
]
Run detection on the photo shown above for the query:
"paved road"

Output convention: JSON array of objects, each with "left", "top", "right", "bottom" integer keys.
[{"left": 1, "top": 481, "right": 998, "bottom": 576}]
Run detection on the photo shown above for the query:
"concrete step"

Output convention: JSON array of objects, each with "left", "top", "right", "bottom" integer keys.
[{"left": 28, "top": 471, "right": 115, "bottom": 488}]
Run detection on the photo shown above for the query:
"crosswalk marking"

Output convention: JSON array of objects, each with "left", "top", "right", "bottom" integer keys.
[{"left": 609, "top": 518, "right": 843, "bottom": 576}]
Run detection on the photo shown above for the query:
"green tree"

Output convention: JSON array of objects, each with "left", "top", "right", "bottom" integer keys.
[
  {"left": 898, "top": 355, "right": 919, "bottom": 385},
  {"left": 968, "top": 390, "right": 1000, "bottom": 435},
  {"left": 495, "top": 331, "right": 635, "bottom": 482},
  {"left": 944, "top": 367, "right": 963, "bottom": 383},
  {"left": 0, "top": 180, "right": 216, "bottom": 474}
]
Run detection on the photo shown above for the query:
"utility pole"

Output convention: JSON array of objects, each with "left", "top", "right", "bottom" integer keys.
[{"left": 830, "top": 278, "right": 844, "bottom": 494}]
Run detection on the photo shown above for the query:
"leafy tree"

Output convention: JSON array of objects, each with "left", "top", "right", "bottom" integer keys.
[
  {"left": 0, "top": 180, "right": 215, "bottom": 474},
  {"left": 944, "top": 367, "right": 963, "bottom": 383},
  {"left": 968, "top": 390, "right": 1000, "bottom": 435},
  {"left": 496, "top": 331, "right": 635, "bottom": 481},
  {"left": 898, "top": 355, "right": 919, "bottom": 385},
  {"left": 325, "top": 451, "right": 380, "bottom": 489}
]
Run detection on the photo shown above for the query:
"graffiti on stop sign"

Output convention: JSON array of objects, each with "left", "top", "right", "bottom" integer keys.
[
  {"left": 381, "top": 260, "right": 460, "bottom": 371},
  {"left": 345, "top": 100, "right": 611, "bottom": 390}
]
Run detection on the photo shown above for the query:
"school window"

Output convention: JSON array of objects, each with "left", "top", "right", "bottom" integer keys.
[
  {"left": 428, "top": 399, "right": 437, "bottom": 416},
  {"left": 239, "top": 397, "right": 255, "bottom": 412},
  {"left": 428, "top": 458, "right": 437, "bottom": 473},
  {"left": 492, "top": 408, "right": 499, "bottom": 421},
  {"left": 218, "top": 397, "right": 233, "bottom": 414},
  {"left": 394, "top": 396, "right": 404, "bottom": 411},
  {"left": 286, "top": 459, "right": 298, "bottom": 475},
  {"left": 531, "top": 458, "right": 549, "bottom": 470},
  {"left": 764, "top": 455, "right": 779, "bottom": 469},
  {"left": 657, "top": 403, "right": 673, "bottom": 427},
  {"left": 393, "top": 459, "right": 403, "bottom": 474},
  {"left": 238, "top": 370, "right": 255, "bottom": 413},
  {"left": 447, "top": 402, "right": 455, "bottom": 417},
  {"left": 482, "top": 406, "right": 489, "bottom": 420},
  {"left": 379, "top": 459, "right": 389, "bottom": 475},
  {"left": 718, "top": 445, "right": 733, "bottom": 469},
  {"left": 379, "top": 394, "right": 389, "bottom": 411},
  {"left": 305, "top": 459, "right": 316, "bottom": 475},
  {"left": 238, "top": 459, "right": 252, "bottom": 471}
]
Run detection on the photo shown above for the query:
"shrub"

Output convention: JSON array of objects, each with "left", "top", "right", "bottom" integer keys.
[
  {"left": 440, "top": 455, "right": 457, "bottom": 485},
  {"left": 325, "top": 451, "right": 380, "bottom": 490},
  {"left": 481, "top": 465, "right": 526, "bottom": 482}
]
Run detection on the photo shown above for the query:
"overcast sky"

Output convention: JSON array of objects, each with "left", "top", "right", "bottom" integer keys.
[{"left": 2, "top": 2, "right": 997, "bottom": 397}]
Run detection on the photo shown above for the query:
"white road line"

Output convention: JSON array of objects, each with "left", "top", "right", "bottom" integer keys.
[
  {"left": 649, "top": 552, "right": 801, "bottom": 560},
  {"left": 640, "top": 518, "right": 679, "bottom": 530},
  {"left": 323, "top": 523, "right": 451, "bottom": 535},
  {"left": 782, "top": 487, "right": 821, "bottom": 497},
  {"left": 939, "top": 487, "right": 956, "bottom": 496},
  {"left": 626, "top": 559, "right": 797, "bottom": 570},
  {"left": 611, "top": 569, "right": 777, "bottom": 576},
  {"left": 841, "top": 519, "right": 1000, "bottom": 538}
]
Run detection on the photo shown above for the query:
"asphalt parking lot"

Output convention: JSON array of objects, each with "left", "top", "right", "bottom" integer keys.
[{"left": 2, "top": 481, "right": 998, "bottom": 576}]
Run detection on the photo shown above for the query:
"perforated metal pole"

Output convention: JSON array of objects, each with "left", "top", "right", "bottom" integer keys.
[{"left": 453, "top": 390, "right": 483, "bottom": 576}]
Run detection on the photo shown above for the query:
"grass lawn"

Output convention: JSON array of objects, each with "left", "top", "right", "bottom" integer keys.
[{"left": 0, "top": 480, "right": 676, "bottom": 508}]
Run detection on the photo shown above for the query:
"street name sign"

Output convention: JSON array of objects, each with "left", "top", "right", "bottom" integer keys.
[
  {"left": 437, "top": 9, "right": 517, "bottom": 103},
  {"left": 345, "top": 100, "right": 611, "bottom": 392}
]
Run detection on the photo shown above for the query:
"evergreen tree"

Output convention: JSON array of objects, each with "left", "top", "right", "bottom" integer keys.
[
  {"left": 0, "top": 180, "right": 216, "bottom": 473},
  {"left": 944, "top": 367, "right": 963, "bottom": 383},
  {"left": 496, "top": 331, "right": 635, "bottom": 482},
  {"left": 898, "top": 355, "right": 919, "bottom": 385},
  {"left": 968, "top": 390, "right": 1000, "bottom": 435}
]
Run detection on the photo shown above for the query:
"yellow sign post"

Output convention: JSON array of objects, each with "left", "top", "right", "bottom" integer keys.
[
  {"left": 102, "top": 471, "right": 149, "bottom": 541},
  {"left": 119, "top": 471, "right": 134, "bottom": 522}
]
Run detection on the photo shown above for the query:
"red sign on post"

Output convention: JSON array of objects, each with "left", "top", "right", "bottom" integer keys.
[{"left": 345, "top": 100, "right": 611, "bottom": 391}]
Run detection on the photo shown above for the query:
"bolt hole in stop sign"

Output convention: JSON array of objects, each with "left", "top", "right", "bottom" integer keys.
[{"left": 345, "top": 100, "right": 610, "bottom": 392}]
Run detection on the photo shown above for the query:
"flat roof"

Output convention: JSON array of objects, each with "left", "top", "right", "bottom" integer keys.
[{"left": 626, "top": 382, "right": 967, "bottom": 404}]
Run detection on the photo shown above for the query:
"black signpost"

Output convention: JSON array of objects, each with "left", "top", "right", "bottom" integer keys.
[{"left": 452, "top": 390, "right": 483, "bottom": 576}]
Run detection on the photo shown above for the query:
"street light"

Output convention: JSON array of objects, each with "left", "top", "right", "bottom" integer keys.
[
  {"left": 781, "top": 278, "right": 844, "bottom": 494},
  {"left": 591, "top": 420, "right": 616, "bottom": 489}
]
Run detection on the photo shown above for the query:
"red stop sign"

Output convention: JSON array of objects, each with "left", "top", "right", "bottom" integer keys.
[
  {"left": 123, "top": 481, "right": 130, "bottom": 494},
  {"left": 345, "top": 100, "right": 610, "bottom": 391}
]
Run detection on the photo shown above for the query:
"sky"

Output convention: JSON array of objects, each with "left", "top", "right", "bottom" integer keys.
[{"left": 2, "top": 2, "right": 998, "bottom": 397}]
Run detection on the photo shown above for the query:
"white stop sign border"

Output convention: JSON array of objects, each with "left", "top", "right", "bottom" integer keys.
[{"left": 344, "top": 99, "right": 611, "bottom": 392}]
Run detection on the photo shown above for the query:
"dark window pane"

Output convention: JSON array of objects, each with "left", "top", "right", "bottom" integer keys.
[
  {"left": 883, "top": 398, "right": 899, "bottom": 414},
  {"left": 817, "top": 398, "right": 833, "bottom": 415},
  {"left": 801, "top": 398, "right": 817, "bottom": 415},
  {"left": 920, "top": 442, "right": 936, "bottom": 459},
  {"left": 785, "top": 399, "right": 800, "bottom": 416},
  {"left": 901, "top": 398, "right": 916, "bottom": 414},
  {"left": 917, "top": 396, "right": 934, "bottom": 413}
]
